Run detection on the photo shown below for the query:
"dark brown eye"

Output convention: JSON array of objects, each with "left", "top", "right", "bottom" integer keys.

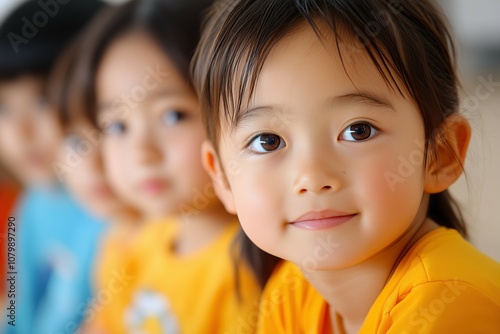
[
  {"left": 340, "top": 122, "right": 377, "bottom": 141},
  {"left": 249, "top": 133, "right": 285, "bottom": 153}
]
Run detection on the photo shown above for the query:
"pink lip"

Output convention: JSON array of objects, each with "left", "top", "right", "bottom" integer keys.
[
  {"left": 291, "top": 210, "right": 357, "bottom": 230},
  {"left": 139, "top": 179, "right": 167, "bottom": 196}
]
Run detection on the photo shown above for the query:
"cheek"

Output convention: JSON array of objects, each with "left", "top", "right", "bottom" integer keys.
[
  {"left": 229, "top": 163, "right": 284, "bottom": 248},
  {"left": 102, "top": 141, "right": 128, "bottom": 190},
  {"left": 354, "top": 142, "right": 425, "bottom": 222},
  {"left": 0, "top": 121, "right": 25, "bottom": 157},
  {"left": 38, "top": 114, "right": 61, "bottom": 149},
  {"left": 169, "top": 131, "right": 209, "bottom": 184},
  {"left": 0, "top": 123, "right": 15, "bottom": 159}
]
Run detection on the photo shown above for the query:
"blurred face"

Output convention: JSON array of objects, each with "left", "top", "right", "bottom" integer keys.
[
  {"left": 95, "top": 32, "right": 213, "bottom": 219},
  {"left": 0, "top": 76, "right": 61, "bottom": 184},
  {"left": 55, "top": 117, "right": 133, "bottom": 220},
  {"left": 211, "top": 25, "right": 430, "bottom": 270}
]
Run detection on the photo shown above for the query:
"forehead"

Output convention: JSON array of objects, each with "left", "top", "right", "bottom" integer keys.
[
  {"left": 0, "top": 75, "right": 45, "bottom": 99},
  {"left": 95, "top": 31, "right": 189, "bottom": 104},
  {"left": 223, "top": 23, "right": 410, "bottom": 128}
]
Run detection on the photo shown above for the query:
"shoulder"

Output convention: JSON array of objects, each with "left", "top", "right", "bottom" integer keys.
[
  {"left": 367, "top": 228, "right": 500, "bottom": 333},
  {"left": 377, "top": 280, "right": 500, "bottom": 333},
  {"left": 257, "top": 261, "right": 326, "bottom": 334},
  {"left": 401, "top": 228, "right": 500, "bottom": 301}
]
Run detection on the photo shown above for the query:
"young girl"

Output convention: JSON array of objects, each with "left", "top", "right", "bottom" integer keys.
[
  {"left": 193, "top": 0, "right": 500, "bottom": 333},
  {"left": 55, "top": 0, "right": 277, "bottom": 332},
  {"left": 0, "top": 1, "right": 106, "bottom": 333}
]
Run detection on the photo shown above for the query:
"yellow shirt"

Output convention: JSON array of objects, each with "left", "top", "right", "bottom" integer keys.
[
  {"left": 86, "top": 222, "right": 144, "bottom": 333},
  {"left": 257, "top": 228, "right": 500, "bottom": 333},
  {"left": 118, "top": 220, "right": 262, "bottom": 334}
]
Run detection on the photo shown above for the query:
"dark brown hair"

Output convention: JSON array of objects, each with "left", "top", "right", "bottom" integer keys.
[
  {"left": 51, "top": 0, "right": 212, "bottom": 127},
  {"left": 0, "top": 0, "right": 105, "bottom": 82},
  {"left": 193, "top": 0, "right": 468, "bottom": 281}
]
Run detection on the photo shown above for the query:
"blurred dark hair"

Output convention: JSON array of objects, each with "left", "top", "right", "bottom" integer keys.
[
  {"left": 50, "top": 0, "right": 212, "bottom": 127},
  {"left": 0, "top": 0, "right": 105, "bottom": 82},
  {"left": 193, "top": 0, "right": 469, "bottom": 281}
]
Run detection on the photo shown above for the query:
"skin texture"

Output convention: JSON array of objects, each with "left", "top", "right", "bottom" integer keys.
[
  {"left": 0, "top": 76, "right": 61, "bottom": 185},
  {"left": 203, "top": 24, "right": 470, "bottom": 333}
]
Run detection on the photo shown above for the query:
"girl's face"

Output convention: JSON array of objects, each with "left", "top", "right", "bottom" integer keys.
[
  {"left": 212, "top": 25, "right": 431, "bottom": 270},
  {"left": 96, "top": 32, "right": 213, "bottom": 219},
  {"left": 0, "top": 76, "right": 61, "bottom": 185},
  {"left": 56, "top": 117, "right": 133, "bottom": 220}
]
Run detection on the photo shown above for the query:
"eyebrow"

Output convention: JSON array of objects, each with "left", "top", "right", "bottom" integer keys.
[
  {"left": 235, "top": 105, "right": 278, "bottom": 129},
  {"left": 329, "top": 91, "right": 394, "bottom": 109},
  {"left": 235, "top": 90, "right": 394, "bottom": 128}
]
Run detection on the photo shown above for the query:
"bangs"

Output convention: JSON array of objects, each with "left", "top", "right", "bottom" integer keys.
[{"left": 193, "top": 0, "right": 458, "bottom": 149}]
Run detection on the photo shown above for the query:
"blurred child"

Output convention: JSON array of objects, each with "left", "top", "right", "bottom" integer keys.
[
  {"left": 0, "top": 1, "right": 106, "bottom": 332},
  {"left": 50, "top": 38, "right": 143, "bottom": 334},
  {"left": 193, "top": 0, "right": 500, "bottom": 332},
  {"left": 56, "top": 0, "right": 277, "bottom": 332}
]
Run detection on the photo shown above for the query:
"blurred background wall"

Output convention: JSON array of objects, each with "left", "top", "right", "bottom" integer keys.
[
  {"left": 436, "top": 0, "right": 500, "bottom": 262},
  {"left": 1, "top": 0, "right": 499, "bottom": 261}
]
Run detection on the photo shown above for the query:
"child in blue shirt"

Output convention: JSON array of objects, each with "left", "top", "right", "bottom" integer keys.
[{"left": 0, "top": 1, "right": 106, "bottom": 333}]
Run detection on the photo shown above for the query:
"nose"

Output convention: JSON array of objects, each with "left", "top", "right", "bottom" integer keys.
[
  {"left": 293, "top": 170, "right": 341, "bottom": 195},
  {"left": 292, "top": 143, "right": 342, "bottom": 195},
  {"left": 132, "top": 123, "right": 163, "bottom": 165}
]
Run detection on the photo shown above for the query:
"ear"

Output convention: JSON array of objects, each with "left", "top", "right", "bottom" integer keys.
[
  {"left": 201, "top": 140, "right": 237, "bottom": 214},
  {"left": 424, "top": 114, "right": 471, "bottom": 193}
]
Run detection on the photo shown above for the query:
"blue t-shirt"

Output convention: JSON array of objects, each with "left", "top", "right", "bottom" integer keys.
[{"left": 4, "top": 185, "right": 105, "bottom": 334}]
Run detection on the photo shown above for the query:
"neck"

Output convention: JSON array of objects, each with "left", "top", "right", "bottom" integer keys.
[
  {"left": 172, "top": 201, "right": 235, "bottom": 255},
  {"left": 304, "top": 206, "right": 438, "bottom": 333},
  {"left": 113, "top": 205, "right": 142, "bottom": 224},
  {"left": 110, "top": 207, "right": 144, "bottom": 243}
]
